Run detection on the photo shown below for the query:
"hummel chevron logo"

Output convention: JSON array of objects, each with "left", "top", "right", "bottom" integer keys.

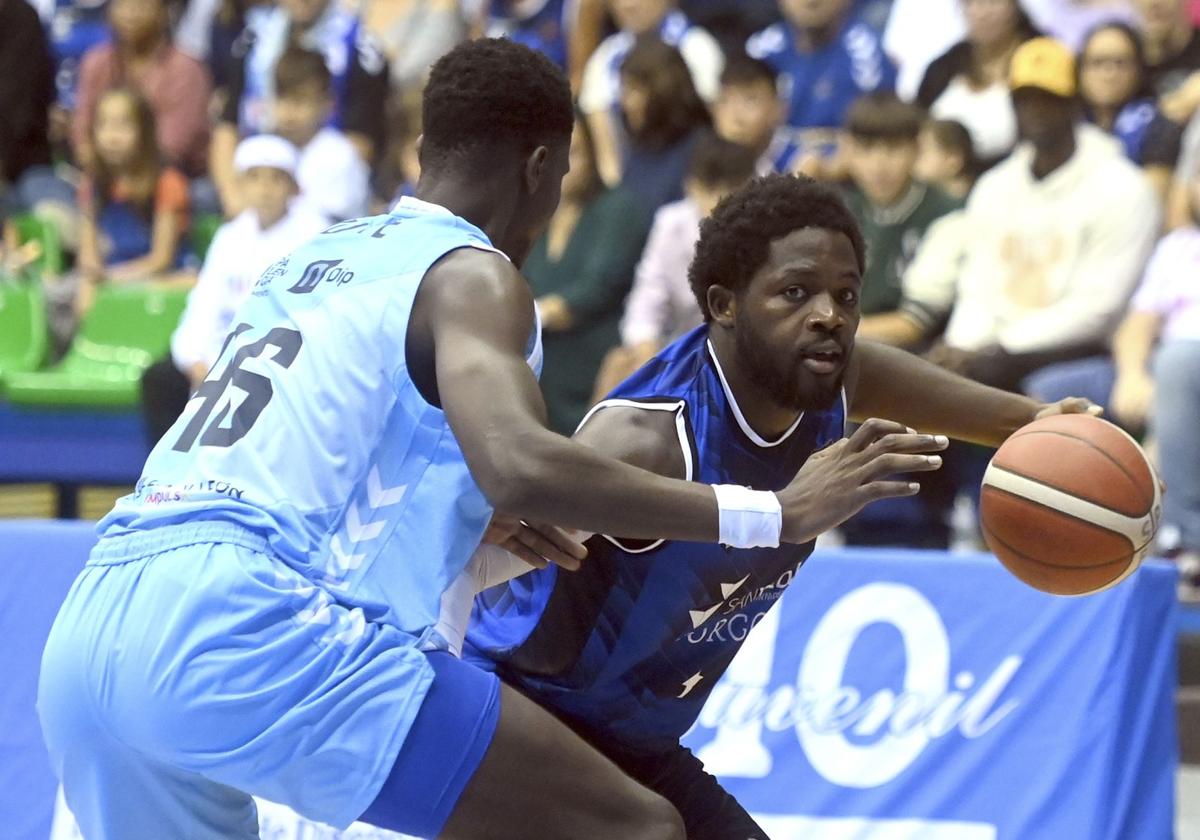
[
  {"left": 323, "top": 609, "right": 367, "bottom": 646},
  {"left": 367, "top": 466, "right": 407, "bottom": 508},
  {"left": 296, "top": 592, "right": 333, "bottom": 626},
  {"left": 330, "top": 534, "right": 365, "bottom": 574},
  {"left": 346, "top": 504, "right": 385, "bottom": 543},
  {"left": 343, "top": 467, "right": 408, "bottom": 544}
]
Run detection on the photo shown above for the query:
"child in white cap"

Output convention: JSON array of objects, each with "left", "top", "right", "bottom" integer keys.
[{"left": 140, "top": 134, "right": 330, "bottom": 448}]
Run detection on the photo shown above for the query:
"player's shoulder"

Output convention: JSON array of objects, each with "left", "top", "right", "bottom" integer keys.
[
  {"left": 575, "top": 400, "right": 690, "bottom": 481},
  {"left": 422, "top": 245, "right": 526, "bottom": 310}
]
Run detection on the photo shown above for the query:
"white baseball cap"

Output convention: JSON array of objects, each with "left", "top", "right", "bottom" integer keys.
[{"left": 234, "top": 135, "right": 300, "bottom": 177}]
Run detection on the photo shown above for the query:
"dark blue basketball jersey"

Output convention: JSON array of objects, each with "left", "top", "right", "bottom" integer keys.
[{"left": 465, "top": 326, "right": 847, "bottom": 752}]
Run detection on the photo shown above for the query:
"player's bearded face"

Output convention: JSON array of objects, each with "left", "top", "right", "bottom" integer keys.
[{"left": 735, "top": 323, "right": 847, "bottom": 412}]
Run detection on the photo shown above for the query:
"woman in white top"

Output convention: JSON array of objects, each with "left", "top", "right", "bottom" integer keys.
[{"left": 916, "top": 0, "right": 1041, "bottom": 166}]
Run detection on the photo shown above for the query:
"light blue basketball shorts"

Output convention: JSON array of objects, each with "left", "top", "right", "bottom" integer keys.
[{"left": 37, "top": 522, "right": 500, "bottom": 839}]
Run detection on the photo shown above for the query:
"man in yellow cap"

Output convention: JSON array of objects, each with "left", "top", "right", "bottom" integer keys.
[
  {"left": 1008, "top": 37, "right": 1082, "bottom": 181},
  {"left": 892, "top": 36, "right": 1159, "bottom": 393}
]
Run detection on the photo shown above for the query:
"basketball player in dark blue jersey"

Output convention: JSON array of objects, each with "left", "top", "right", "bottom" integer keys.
[{"left": 466, "top": 174, "right": 1100, "bottom": 840}]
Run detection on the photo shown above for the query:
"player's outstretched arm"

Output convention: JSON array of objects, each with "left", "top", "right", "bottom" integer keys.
[
  {"left": 572, "top": 408, "right": 948, "bottom": 545},
  {"left": 419, "top": 251, "right": 946, "bottom": 546},
  {"left": 421, "top": 249, "right": 721, "bottom": 543},
  {"left": 848, "top": 340, "right": 1101, "bottom": 448}
]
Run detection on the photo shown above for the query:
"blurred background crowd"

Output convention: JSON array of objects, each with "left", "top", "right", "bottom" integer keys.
[{"left": 1, "top": 0, "right": 1198, "bottom": 594}]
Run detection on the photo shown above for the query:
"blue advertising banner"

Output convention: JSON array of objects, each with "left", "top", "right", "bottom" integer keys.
[
  {"left": 682, "top": 549, "right": 1179, "bottom": 840},
  {"left": 2, "top": 525, "right": 1176, "bottom": 840}
]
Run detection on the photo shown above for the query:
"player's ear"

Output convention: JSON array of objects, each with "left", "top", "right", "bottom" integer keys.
[
  {"left": 524, "top": 146, "right": 549, "bottom": 195},
  {"left": 707, "top": 285, "right": 737, "bottom": 328}
]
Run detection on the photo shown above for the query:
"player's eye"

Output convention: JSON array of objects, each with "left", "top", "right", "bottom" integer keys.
[
  {"left": 783, "top": 286, "right": 807, "bottom": 302},
  {"left": 839, "top": 289, "right": 859, "bottom": 306}
]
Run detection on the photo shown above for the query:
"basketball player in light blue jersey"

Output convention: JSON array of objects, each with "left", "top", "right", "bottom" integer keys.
[{"left": 38, "top": 39, "right": 953, "bottom": 840}]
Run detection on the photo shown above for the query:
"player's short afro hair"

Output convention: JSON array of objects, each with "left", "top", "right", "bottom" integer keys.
[
  {"left": 421, "top": 38, "right": 574, "bottom": 172},
  {"left": 688, "top": 175, "right": 866, "bottom": 321}
]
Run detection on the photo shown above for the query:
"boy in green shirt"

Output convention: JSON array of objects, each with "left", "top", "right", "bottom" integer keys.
[{"left": 841, "top": 92, "right": 962, "bottom": 318}]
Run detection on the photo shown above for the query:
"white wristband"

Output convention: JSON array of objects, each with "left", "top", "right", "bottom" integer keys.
[{"left": 712, "top": 484, "right": 782, "bottom": 548}]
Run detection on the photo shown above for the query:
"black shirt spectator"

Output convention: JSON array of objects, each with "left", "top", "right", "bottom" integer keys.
[
  {"left": 0, "top": 0, "right": 55, "bottom": 187},
  {"left": 1136, "top": 0, "right": 1200, "bottom": 97}
]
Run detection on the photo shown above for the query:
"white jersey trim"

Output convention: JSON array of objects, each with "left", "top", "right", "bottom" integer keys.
[
  {"left": 576, "top": 398, "right": 694, "bottom": 555},
  {"left": 706, "top": 340, "right": 804, "bottom": 448}
]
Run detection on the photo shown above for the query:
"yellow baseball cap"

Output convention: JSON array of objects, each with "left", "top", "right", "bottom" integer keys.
[{"left": 1009, "top": 37, "right": 1076, "bottom": 98}]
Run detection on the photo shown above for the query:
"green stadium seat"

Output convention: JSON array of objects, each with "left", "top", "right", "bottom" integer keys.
[
  {"left": 191, "top": 213, "right": 223, "bottom": 263},
  {"left": 10, "top": 213, "right": 65, "bottom": 277},
  {"left": 4, "top": 284, "right": 187, "bottom": 408},
  {"left": 0, "top": 280, "right": 48, "bottom": 390}
]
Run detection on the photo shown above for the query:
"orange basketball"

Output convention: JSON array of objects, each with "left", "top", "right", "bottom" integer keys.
[{"left": 979, "top": 413, "right": 1162, "bottom": 596}]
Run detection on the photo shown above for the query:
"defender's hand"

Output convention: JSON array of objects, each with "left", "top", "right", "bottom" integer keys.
[
  {"left": 776, "top": 418, "right": 948, "bottom": 544},
  {"left": 482, "top": 514, "right": 587, "bottom": 571}
]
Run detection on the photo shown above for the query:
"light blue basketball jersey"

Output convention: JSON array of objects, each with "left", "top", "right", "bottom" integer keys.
[{"left": 100, "top": 197, "right": 542, "bottom": 648}]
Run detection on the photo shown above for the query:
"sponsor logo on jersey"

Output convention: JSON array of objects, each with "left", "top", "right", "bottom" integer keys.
[
  {"left": 687, "top": 565, "right": 803, "bottom": 644},
  {"left": 288, "top": 258, "right": 355, "bottom": 294},
  {"left": 252, "top": 257, "right": 291, "bottom": 295},
  {"left": 134, "top": 477, "right": 246, "bottom": 503}
]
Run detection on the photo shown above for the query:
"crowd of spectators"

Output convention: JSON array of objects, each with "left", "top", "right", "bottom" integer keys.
[{"left": 1, "top": 0, "right": 1198, "bottom": 587}]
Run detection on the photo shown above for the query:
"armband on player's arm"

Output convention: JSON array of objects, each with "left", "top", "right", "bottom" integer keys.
[{"left": 712, "top": 485, "right": 782, "bottom": 548}]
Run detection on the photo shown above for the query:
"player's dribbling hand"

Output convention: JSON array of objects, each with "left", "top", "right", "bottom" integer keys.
[
  {"left": 776, "top": 418, "right": 949, "bottom": 544},
  {"left": 482, "top": 514, "right": 588, "bottom": 571},
  {"left": 1033, "top": 397, "right": 1104, "bottom": 421}
]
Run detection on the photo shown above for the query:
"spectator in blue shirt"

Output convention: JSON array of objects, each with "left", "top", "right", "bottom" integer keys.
[
  {"left": 746, "top": 0, "right": 895, "bottom": 167},
  {"left": 618, "top": 36, "right": 712, "bottom": 213},
  {"left": 485, "top": 0, "right": 572, "bottom": 69},
  {"left": 44, "top": 0, "right": 112, "bottom": 113},
  {"left": 580, "top": 0, "right": 724, "bottom": 185},
  {"left": 1077, "top": 20, "right": 1183, "bottom": 201},
  {"left": 711, "top": 52, "right": 801, "bottom": 174}
]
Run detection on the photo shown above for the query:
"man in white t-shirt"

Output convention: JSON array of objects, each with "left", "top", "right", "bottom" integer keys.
[
  {"left": 271, "top": 45, "right": 372, "bottom": 221},
  {"left": 140, "top": 134, "right": 329, "bottom": 447},
  {"left": 579, "top": 0, "right": 724, "bottom": 184}
]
